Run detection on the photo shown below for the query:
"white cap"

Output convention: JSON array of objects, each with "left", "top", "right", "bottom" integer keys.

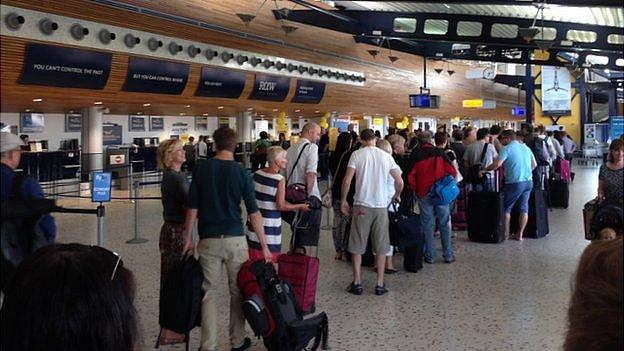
[{"left": 0, "top": 132, "right": 23, "bottom": 153}]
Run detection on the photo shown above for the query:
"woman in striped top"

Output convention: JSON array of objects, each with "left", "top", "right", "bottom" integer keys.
[{"left": 247, "top": 146, "right": 310, "bottom": 261}]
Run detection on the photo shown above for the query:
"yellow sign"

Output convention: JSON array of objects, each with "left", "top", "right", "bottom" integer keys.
[
  {"left": 462, "top": 99, "right": 484, "bottom": 108},
  {"left": 373, "top": 118, "right": 384, "bottom": 126}
]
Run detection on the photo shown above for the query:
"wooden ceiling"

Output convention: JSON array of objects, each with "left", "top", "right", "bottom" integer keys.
[{"left": 1, "top": 0, "right": 524, "bottom": 119}]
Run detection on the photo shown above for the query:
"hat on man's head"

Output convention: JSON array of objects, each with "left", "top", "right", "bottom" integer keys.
[{"left": 1, "top": 132, "right": 24, "bottom": 153}]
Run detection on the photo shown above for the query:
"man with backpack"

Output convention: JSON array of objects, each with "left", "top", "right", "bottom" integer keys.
[
  {"left": 1, "top": 132, "right": 57, "bottom": 291},
  {"left": 523, "top": 124, "right": 550, "bottom": 189}
]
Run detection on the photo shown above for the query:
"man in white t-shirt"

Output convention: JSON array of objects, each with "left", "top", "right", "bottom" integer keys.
[
  {"left": 286, "top": 122, "right": 322, "bottom": 254},
  {"left": 341, "top": 129, "right": 403, "bottom": 296}
]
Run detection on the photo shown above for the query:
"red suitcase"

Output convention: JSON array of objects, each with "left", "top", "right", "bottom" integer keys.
[{"left": 277, "top": 251, "right": 319, "bottom": 314}]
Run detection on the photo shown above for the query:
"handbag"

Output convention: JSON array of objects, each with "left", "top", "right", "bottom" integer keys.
[
  {"left": 429, "top": 154, "right": 460, "bottom": 206},
  {"left": 466, "top": 142, "right": 489, "bottom": 184},
  {"left": 285, "top": 143, "right": 310, "bottom": 204}
]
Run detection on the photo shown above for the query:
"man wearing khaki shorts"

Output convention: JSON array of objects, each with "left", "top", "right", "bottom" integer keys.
[{"left": 341, "top": 129, "right": 403, "bottom": 296}]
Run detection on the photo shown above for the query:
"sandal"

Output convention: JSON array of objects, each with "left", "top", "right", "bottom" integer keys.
[{"left": 155, "top": 328, "right": 187, "bottom": 347}]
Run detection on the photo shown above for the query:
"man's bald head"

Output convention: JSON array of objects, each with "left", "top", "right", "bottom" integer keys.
[{"left": 301, "top": 122, "right": 321, "bottom": 143}]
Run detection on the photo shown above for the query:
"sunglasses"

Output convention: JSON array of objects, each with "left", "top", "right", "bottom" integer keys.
[{"left": 91, "top": 246, "right": 123, "bottom": 281}]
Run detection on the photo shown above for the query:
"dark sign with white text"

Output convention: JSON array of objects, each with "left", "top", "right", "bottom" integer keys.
[
  {"left": 195, "top": 66, "right": 246, "bottom": 98},
  {"left": 249, "top": 74, "right": 290, "bottom": 101},
  {"left": 20, "top": 43, "right": 111, "bottom": 89},
  {"left": 150, "top": 117, "right": 164, "bottom": 131},
  {"left": 291, "top": 80, "right": 325, "bottom": 104},
  {"left": 129, "top": 116, "right": 146, "bottom": 132},
  {"left": 103, "top": 125, "right": 122, "bottom": 145},
  {"left": 65, "top": 113, "right": 82, "bottom": 132},
  {"left": 123, "top": 57, "right": 189, "bottom": 95}
]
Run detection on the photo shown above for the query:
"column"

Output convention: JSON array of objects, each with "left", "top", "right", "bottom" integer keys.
[
  {"left": 237, "top": 111, "right": 253, "bottom": 168},
  {"left": 80, "top": 106, "right": 103, "bottom": 181}
]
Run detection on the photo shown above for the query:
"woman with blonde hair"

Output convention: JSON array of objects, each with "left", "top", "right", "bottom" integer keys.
[
  {"left": 156, "top": 138, "right": 189, "bottom": 346},
  {"left": 247, "top": 146, "right": 310, "bottom": 261}
]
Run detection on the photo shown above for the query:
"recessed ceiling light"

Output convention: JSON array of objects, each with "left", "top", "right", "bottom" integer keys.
[
  {"left": 247, "top": 107, "right": 253, "bottom": 111},
  {"left": 273, "top": 108, "right": 278, "bottom": 112},
  {"left": 332, "top": 111, "right": 336, "bottom": 113},
  {"left": 218, "top": 106, "right": 224, "bottom": 109},
  {"left": 25, "top": 109, "right": 30, "bottom": 112},
  {"left": 203, "top": 113, "right": 209, "bottom": 116},
  {"left": 32, "top": 98, "right": 43, "bottom": 102},
  {"left": 94, "top": 101, "right": 103, "bottom": 105},
  {"left": 143, "top": 103, "right": 151, "bottom": 107},
  {"left": 137, "top": 112, "right": 143, "bottom": 115},
  {"left": 179, "top": 113, "right": 185, "bottom": 116},
  {"left": 185, "top": 104, "right": 191, "bottom": 108},
  {"left": 295, "top": 109, "right": 301, "bottom": 112},
  {"left": 315, "top": 110, "right": 320, "bottom": 113}
]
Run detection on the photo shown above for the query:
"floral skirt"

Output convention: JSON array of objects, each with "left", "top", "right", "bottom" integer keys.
[{"left": 159, "top": 221, "right": 185, "bottom": 291}]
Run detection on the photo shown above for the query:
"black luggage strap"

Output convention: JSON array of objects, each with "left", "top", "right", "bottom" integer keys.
[
  {"left": 308, "top": 313, "right": 330, "bottom": 351},
  {"left": 286, "top": 142, "right": 310, "bottom": 184}
]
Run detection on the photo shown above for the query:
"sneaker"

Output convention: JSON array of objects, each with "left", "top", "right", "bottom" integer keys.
[
  {"left": 346, "top": 282, "right": 363, "bottom": 295},
  {"left": 444, "top": 256, "right": 456, "bottom": 264},
  {"left": 424, "top": 258, "right": 435, "bottom": 264},
  {"left": 375, "top": 284, "right": 389, "bottom": 296},
  {"left": 231, "top": 337, "right": 251, "bottom": 351}
]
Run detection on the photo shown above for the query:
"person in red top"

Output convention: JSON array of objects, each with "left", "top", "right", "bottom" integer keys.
[{"left": 408, "top": 131, "right": 457, "bottom": 264}]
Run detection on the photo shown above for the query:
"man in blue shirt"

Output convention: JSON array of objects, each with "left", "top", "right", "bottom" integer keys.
[
  {"left": 481, "top": 130, "right": 536, "bottom": 241},
  {"left": 1, "top": 132, "right": 56, "bottom": 242}
]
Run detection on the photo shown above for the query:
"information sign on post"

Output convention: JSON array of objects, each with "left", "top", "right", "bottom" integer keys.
[{"left": 92, "top": 172, "right": 112, "bottom": 203}]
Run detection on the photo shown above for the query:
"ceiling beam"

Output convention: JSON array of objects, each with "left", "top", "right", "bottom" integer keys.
[{"left": 340, "top": 0, "right": 624, "bottom": 8}]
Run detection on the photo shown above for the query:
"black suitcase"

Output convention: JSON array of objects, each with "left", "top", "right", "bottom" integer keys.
[
  {"left": 403, "top": 241, "right": 424, "bottom": 272},
  {"left": 467, "top": 191, "right": 505, "bottom": 243},
  {"left": 548, "top": 179, "right": 569, "bottom": 208},
  {"left": 511, "top": 189, "right": 549, "bottom": 238}
]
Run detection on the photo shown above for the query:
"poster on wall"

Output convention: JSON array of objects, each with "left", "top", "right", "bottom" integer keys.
[
  {"left": 65, "top": 113, "right": 82, "bottom": 132},
  {"left": 171, "top": 122, "right": 189, "bottom": 134},
  {"left": 249, "top": 74, "right": 290, "bottom": 101},
  {"left": 542, "top": 66, "right": 572, "bottom": 116},
  {"left": 20, "top": 113, "right": 44, "bottom": 133},
  {"left": 103, "top": 125, "right": 122, "bottom": 145},
  {"left": 123, "top": 57, "right": 189, "bottom": 94},
  {"left": 150, "top": 117, "right": 164, "bottom": 131},
  {"left": 19, "top": 43, "right": 112, "bottom": 89},
  {"left": 291, "top": 80, "right": 325, "bottom": 104},
  {"left": 195, "top": 117, "right": 208, "bottom": 131},
  {"left": 218, "top": 117, "right": 230, "bottom": 129},
  {"left": 195, "top": 66, "right": 246, "bottom": 98},
  {"left": 128, "top": 115, "right": 146, "bottom": 132}
]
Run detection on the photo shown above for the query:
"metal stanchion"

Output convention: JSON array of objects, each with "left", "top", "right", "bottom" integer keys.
[
  {"left": 97, "top": 204, "right": 106, "bottom": 246},
  {"left": 127, "top": 180, "right": 148, "bottom": 244},
  {"left": 128, "top": 162, "right": 134, "bottom": 204},
  {"left": 321, "top": 174, "right": 333, "bottom": 231}
]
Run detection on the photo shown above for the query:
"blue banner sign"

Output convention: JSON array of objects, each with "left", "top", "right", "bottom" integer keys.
[
  {"left": 20, "top": 43, "right": 111, "bottom": 89},
  {"left": 92, "top": 172, "right": 112, "bottom": 203},
  {"left": 123, "top": 57, "right": 189, "bottom": 94},
  {"left": 103, "top": 125, "right": 122, "bottom": 145},
  {"left": 20, "top": 113, "right": 45, "bottom": 133},
  {"left": 65, "top": 113, "right": 82, "bottom": 132},
  {"left": 291, "top": 80, "right": 325, "bottom": 104},
  {"left": 128, "top": 115, "right": 145, "bottom": 132},
  {"left": 150, "top": 117, "right": 164, "bottom": 131},
  {"left": 196, "top": 66, "right": 246, "bottom": 98},
  {"left": 249, "top": 74, "right": 290, "bottom": 101}
]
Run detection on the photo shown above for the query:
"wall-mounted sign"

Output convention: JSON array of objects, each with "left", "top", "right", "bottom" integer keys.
[
  {"left": 65, "top": 113, "right": 82, "bottom": 132},
  {"left": 195, "top": 66, "right": 246, "bottom": 98},
  {"left": 462, "top": 99, "right": 484, "bottom": 108},
  {"left": 171, "top": 122, "right": 189, "bottom": 134},
  {"left": 150, "top": 116, "right": 164, "bottom": 131},
  {"left": 128, "top": 115, "right": 146, "bottom": 132},
  {"left": 20, "top": 113, "right": 44, "bottom": 133},
  {"left": 20, "top": 43, "right": 112, "bottom": 89},
  {"left": 218, "top": 117, "right": 230, "bottom": 129},
  {"left": 103, "top": 125, "right": 122, "bottom": 145},
  {"left": 512, "top": 106, "right": 526, "bottom": 116},
  {"left": 195, "top": 117, "right": 208, "bottom": 131},
  {"left": 291, "top": 80, "right": 325, "bottom": 104},
  {"left": 542, "top": 66, "right": 572, "bottom": 116},
  {"left": 92, "top": 172, "right": 112, "bottom": 203},
  {"left": 109, "top": 154, "right": 126, "bottom": 165},
  {"left": 249, "top": 74, "right": 290, "bottom": 101},
  {"left": 123, "top": 57, "right": 189, "bottom": 95}
]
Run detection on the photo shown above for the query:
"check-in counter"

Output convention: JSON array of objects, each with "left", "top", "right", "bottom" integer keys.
[{"left": 17, "top": 150, "right": 81, "bottom": 182}]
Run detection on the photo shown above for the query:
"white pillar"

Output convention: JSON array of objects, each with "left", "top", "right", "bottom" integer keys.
[
  {"left": 237, "top": 111, "right": 253, "bottom": 168},
  {"left": 81, "top": 106, "right": 103, "bottom": 179},
  {"left": 383, "top": 115, "right": 390, "bottom": 136}
]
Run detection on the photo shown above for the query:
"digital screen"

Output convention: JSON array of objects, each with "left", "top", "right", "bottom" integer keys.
[
  {"left": 409, "top": 94, "right": 431, "bottom": 108},
  {"left": 512, "top": 107, "right": 526, "bottom": 116}
]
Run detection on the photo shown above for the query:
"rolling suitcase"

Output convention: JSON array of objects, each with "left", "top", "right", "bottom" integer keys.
[
  {"left": 467, "top": 173, "right": 505, "bottom": 243},
  {"left": 451, "top": 182, "right": 468, "bottom": 231},
  {"left": 511, "top": 188, "right": 549, "bottom": 238},
  {"left": 278, "top": 241, "right": 320, "bottom": 314},
  {"left": 548, "top": 179, "right": 570, "bottom": 208}
]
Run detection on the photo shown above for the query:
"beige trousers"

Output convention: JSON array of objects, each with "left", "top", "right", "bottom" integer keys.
[{"left": 197, "top": 236, "right": 248, "bottom": 351}]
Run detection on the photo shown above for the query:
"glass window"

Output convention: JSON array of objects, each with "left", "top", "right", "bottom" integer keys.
[
  {"left": 393, "top": 18, "right": 417, "bottom": 33},
  {"left": 424, "top": 19, "right": 449, "bottom": 35}
]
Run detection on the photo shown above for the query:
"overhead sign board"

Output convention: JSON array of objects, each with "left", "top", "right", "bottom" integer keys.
[
  {"left": 123, "top": 57, "right": 189, "bottom": 94},
  {"left": 291, "top": 80, "right": 325, "bottom": 104},
  {"left": 249, "top": 74, "right": 290, "bottom": 101},
  {"left": 542, "top": 66, "right": 572, "bottom": 116},
  {"left": 103, "top": 125, "right": 122, "bottom": 145},
  {"left": 462, "top": 99, "right": 484, "bottom": 108},
  {"left": 20, "top": 43, "right": 112, "bottom": 89},
  {"left": 195, "top": 66, "right": 246, "bottom": 98}
]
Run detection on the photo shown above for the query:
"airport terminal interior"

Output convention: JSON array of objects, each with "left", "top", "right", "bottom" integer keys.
[{"left": 0, "top": 1, "right": 623, "bottom": 351}]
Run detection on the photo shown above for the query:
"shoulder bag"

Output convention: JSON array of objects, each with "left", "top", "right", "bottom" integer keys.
[{"left": 285, "top": 143, "right": 310, "bottom": 204}]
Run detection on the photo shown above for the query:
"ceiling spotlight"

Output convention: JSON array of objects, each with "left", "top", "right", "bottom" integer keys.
[
  {"left": 203, "top": 113, "right": 209, "bottom": 116},
  {"left": 5, "top": 13, "right": 25, "bottom": 31},
  {"left": 519, "top": 27, "right": 540, "bottom": 42},
  {"left": 32, "top": 98, "right": 43, "bottom": 102},
  {"left": 236, "top": 54, "right": 248, "bottom": 65},
  {"left": 295, "top": 109, "right": 301, "bottom": 112},
  {"left": 250, "top": 57, "right": 262, "bottom": 66},
  {"left": 247, "top": 107, "right": 253, "bottom": 111},
  {"left": 287, "top": 63, "right": 297, "bottom": 72},
  {"left": 143, "top": 103, "right": 151, "bottom": 107},
  {"left": 388, "top": 56, "right": 399, "bottom": 63},
  {"left": 221, "top": 52, "right": 234, "bottom": 63},
  {"left": 179, "top": 113, "right": 185, "bottom": 116},
  {"left": 273, "top": 108, "right": 279, "bottom": 112},
  {"left": 25, "top": 109, "right": 30, "bottom": 112},
  {"left": 93, "top": 101, "right": 102, "bottom": 105},
  {"left": 188, "top": 45, "right": 201, "bottom": 57},
  {"left": 434, "top": 68, "right": 443, "bottom": 74},
  {"left": 39, "top": 18, "right": 58, "bottom": 35},
  {"left": 236, "top": 13, "right": 256, "bottom": 25},
  {"left": 277, "top": 7, "right": 292, "bottom": 18},
  {"left": 98, "top": 29, "right": 116, "bottom": 44},
  {"left": 168, "top": 42, "right": 183, "bottom": 55},
  {"left": 70, "top": 23, "right": 89, "bottom": 40},
  {"left": 147, "top": 38, "right": 163, "bottom": 51},
  {"left": 281, "top": 25, "right": 298, "bottom": 35},
  {"left": 318, "top": 69, "right": 326, "bottom": 77},
  {"left": 124, "top": 33, "right": 140, "bottom": 48},
  {"left": 367, "top": 50, "right": 380, "bottom": 58},
  {"left": 218, "top": 106, "right": 224, "bottom": 109},
  {"left": 447, "top": 70, "right": 455, "bottom": 76},
  {"left": 298, "top": 66, "right": 308, "bottom": 74},
  {"left": 205, "top": 49, "right": 218, "bottom": 60},
  {"left": 275, "top": 62, "right": 286, "bottom": 70},
  {"left": 309, "top": 67, "right": 318, "bottom": 75},
  {"left": 185, "top": 105, "right": 191, "bottom": 108},
  {"left": 263, "top": 59, "right": 274, "bottom": 68}
]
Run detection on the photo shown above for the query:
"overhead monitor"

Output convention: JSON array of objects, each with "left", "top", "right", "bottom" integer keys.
[
  {"left": 409, "top": 94, "right": 431, "bottom": 108},
  {"left": 512, "top": 106, "right": 525, "bottom": 116}
]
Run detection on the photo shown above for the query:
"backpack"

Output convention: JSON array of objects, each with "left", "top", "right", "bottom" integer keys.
[
  {"left": 239, "top": 261, "right": 329, "bottom": 351},
  {"left": 529, "top": 136, "right": 550, "bottom": 166},
  {"left": 255, "top": 140, "right": 268, "bottom": 155},
  {"left": 157, "top": 255, "right": 203, "bottom": 348},
  {"left": 1, "top": 175, "right": 55, "bottom": 290}
]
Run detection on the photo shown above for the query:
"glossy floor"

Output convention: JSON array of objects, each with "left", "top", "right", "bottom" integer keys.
[{"left": 53, "top": 165, "right": 598, "bottom": 350}]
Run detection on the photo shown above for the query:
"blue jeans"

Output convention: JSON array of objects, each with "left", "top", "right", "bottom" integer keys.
[{"left": 418, "top": 195, "right": 453, "bottom": 261}]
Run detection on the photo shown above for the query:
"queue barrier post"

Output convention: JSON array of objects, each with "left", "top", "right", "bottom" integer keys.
[
  {"left": 97, "top": 203, "right": 106, "bottom": 246},
  {"left": 127, "top": 180, "right": 148, "bottom": 244},
  {"left": 321, "top": 174, "right": 333, "bottom": 231}
]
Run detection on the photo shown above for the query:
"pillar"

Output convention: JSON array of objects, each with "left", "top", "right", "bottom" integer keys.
[
  {"left": 237, "top": 111, "right": 253, "bottom": 168},
  {"left": 81, "top": 106, "right": 103, "bottom": 181}
]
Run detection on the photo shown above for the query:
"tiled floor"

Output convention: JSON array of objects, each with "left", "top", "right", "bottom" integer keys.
[{"left": 53, "top": 165, "right": 599, "bottom": 350}]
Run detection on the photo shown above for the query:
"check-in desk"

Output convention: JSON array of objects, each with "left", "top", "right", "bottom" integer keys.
[{"left": 17, "top": 150, "right": 81, "bottom": 182}]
